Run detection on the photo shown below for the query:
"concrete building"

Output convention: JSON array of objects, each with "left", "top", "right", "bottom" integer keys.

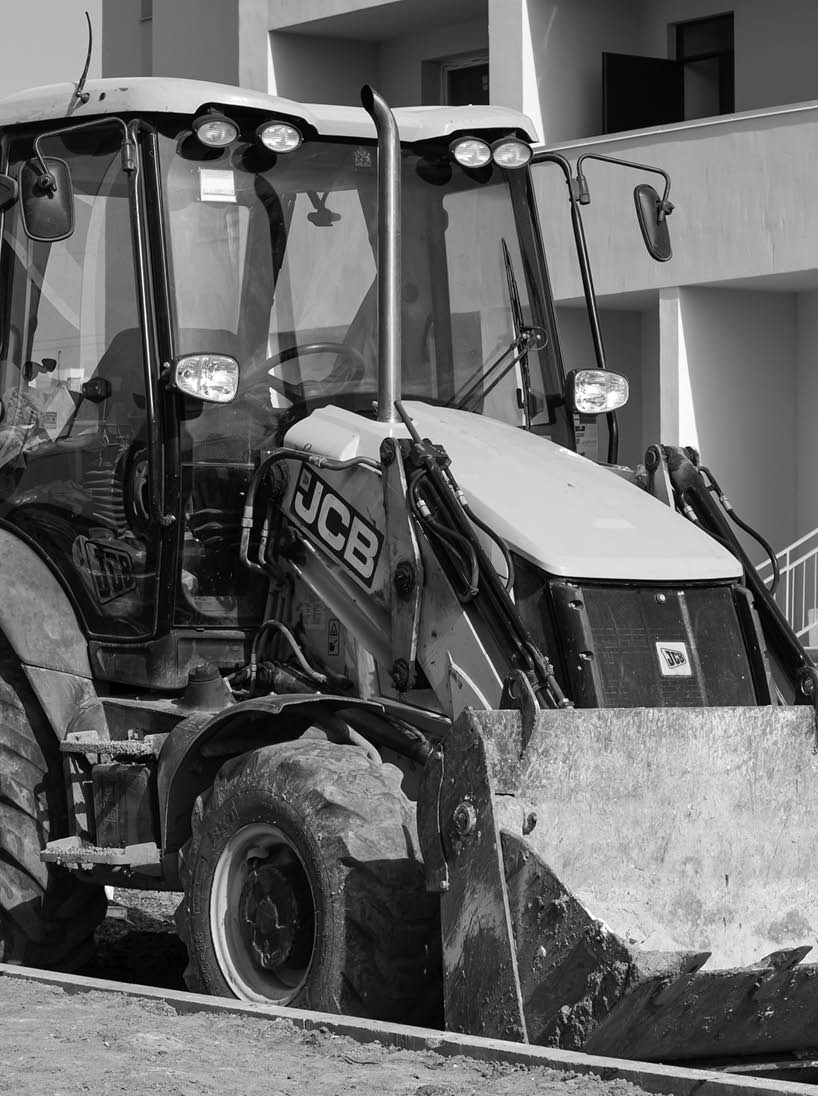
[{"left": 102, "top": 1, "right": 818, "bottom": 588}]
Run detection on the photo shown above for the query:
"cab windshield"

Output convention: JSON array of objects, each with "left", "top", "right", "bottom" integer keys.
[{"left": 156, "top": 126, "right": 571, "bottom": 444}]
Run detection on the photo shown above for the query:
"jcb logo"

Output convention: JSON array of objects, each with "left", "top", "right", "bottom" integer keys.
[
  {"left": 72, "top": 536, "right": 136, "bottom": 604},
  {"left": 292, "top": 466, "right": 383, "bottom": 587},
  {"left": 656, "top": 641, "right": 692, "bottom": 677}
]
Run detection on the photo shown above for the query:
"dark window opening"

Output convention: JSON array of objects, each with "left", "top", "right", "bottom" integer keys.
[
  {"left": 602, "top": 11, "right": 734, "bottom": 134},
  {"left": 676, "top": 13, "right": 734, "bottom": 119},
  {"left": 442, "top": 55, "right": 489, "bottom": 106}
]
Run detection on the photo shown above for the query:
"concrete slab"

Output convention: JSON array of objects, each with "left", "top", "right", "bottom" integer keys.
[{"left": 1, "top": 962, "right": 816, "bottom": 1096}]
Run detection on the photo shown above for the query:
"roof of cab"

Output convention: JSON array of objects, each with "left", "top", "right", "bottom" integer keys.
[{"left": 0, "top": 77, "right": 537, "bottom": 143}]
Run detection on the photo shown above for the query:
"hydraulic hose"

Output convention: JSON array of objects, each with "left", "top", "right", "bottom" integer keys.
[
  {"left": 664, "top": 445, "right": 812, "bottom": 700},
  {"left": 698, "top": 464, "right": 781, "bottom": 594},
  {"left": 240, "top": 447, "right": 380, "bottom": 574},
  {"left": 395, "top": 401, "right": 572, "bottom": 709}
]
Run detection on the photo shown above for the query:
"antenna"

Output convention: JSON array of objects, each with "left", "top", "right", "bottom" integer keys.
[{"left": 73, "top": 11, "right": 93, "bottom": 105}]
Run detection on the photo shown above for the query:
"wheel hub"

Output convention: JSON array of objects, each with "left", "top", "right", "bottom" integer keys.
[{"left": 240, "top": 861, "right": 306, "bottom": 971}]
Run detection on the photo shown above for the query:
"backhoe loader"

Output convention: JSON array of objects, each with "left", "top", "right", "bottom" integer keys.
[{"left": 1, "top": 74, "right": 817, "bottom": 1075}]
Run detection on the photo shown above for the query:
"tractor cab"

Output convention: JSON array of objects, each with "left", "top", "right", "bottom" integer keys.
[{"left": 0, "top": 79, "right": 576, "bottom": 688}]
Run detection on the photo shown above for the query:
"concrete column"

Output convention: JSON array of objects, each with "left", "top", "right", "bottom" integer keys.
[
  {"left": 657, "top": 286, "right": 700, "bottom": 451},
  {"left": 152, "top": 0, "right": 239, "bottom": 84},
  {"left": 238, "top": 0, "right": 273, "bottom": 91},
  {"left": 488, "top": 0, "right": 544, "bottom": 141}
]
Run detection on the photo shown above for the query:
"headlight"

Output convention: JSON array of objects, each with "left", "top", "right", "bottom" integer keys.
[
  {"left": 192, "top": 112, "right": 239, "bottom": 148},
  {"left": 172, "top": 354, "right": 239, "bottom": 403},
  {"left": 491, "top": 137, "right": 532, "bottom": 168},
  {"left": 450, "top": 137, "right": 492, "bottom": 169},
  {"left": 565, "top": 369, "right": 629, "bottom": 415},
  {"left": 257, "top": 121, "right": 302, "bottom": 153}
]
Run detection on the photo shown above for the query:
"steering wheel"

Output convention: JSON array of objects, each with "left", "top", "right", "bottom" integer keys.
[{"left": 243, "top": 342, "right": 369, "bottom": 407}]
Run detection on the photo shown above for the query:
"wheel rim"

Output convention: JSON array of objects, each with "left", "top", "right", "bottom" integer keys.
[{"left": 210, "top": 822, "right": 315, "bottom": 1002}]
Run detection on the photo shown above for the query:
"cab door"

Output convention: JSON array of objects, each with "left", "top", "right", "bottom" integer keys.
[{"left": 0, "top": 122, "right": 161, "bottom": 639}]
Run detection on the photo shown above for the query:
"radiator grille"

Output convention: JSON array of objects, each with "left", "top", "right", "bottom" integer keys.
[{"left": 550, "top": 582, "right": 757, "bottom": 707}]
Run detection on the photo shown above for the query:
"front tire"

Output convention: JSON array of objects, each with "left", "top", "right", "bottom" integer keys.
[
  {"left": 176, "top": 739, "right": 440, "bottom": 1024},
  {"left": 0, "top": 645, "right": 107, "bottom": 968}
]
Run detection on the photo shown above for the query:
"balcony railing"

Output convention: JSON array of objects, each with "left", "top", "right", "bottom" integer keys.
[{"left": 757, "top": 528, "right": 818, "bottom": 645}]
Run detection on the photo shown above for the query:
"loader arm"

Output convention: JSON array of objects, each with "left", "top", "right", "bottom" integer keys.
[{"left": 655, "top": 444, "right": 818, "bottom": 707}]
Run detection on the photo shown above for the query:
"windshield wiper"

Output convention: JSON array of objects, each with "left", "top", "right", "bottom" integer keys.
[
  {"left": 501, "top": 238, "right": 532, "bottom": 428},
  {"left": 449, "top": 238, "right": 547, "bottom": 415}
]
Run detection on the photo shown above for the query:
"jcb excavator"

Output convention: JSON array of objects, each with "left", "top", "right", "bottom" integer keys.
[{"left": 1, "top": 74, "right": 817, "bottom": 1075}]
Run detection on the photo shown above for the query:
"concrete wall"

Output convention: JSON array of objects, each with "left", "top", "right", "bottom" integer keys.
[
  {"left": 269, "top": 33, "right": 378, "bottom": 103},
  {"left": 534, "top": 105, "right": 818, "bottom": 304},
  {"left": 269, "top": 17, "right": 486, "bottom": 106},
  {"left": 524, "top": 0, "right": 642, "bottom": 143},
  {"left": 640, "top": 0, "right": 818, "bottom": 115},
  {"left": 101, "top": 0, "right": 149, "bottom": 79},
  {"left": 508, "top": 0, "right": 818, "bottom": 145},
  {"left": 151, "top": 0, "right": 240, "bottom": 84},
  {"left": 378, "top": 18, "right": 487, "bottom": 107},
  {"left": 796, "top": 292, "right": 818, "bottom": 535}
]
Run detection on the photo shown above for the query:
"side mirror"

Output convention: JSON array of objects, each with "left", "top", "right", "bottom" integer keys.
[
  {"left": 81, "top": 377, "right": 112, "bottom": 404},
  {"left": 0, "top": 173, "right": 18, "bottom": 212},
  {"left": 634, "top": 183, "right": 672, "bottom": 263},
  {"left": 19, "top": 157, "right": 75, "bottom": 242}
]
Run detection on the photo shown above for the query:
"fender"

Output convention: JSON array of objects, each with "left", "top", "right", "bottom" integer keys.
[
  {"left": 156, "top": 693, "right": 410, "bottom": 887},
  {"left": 0, "top": 527, "right": 103, "bottom": 741}
]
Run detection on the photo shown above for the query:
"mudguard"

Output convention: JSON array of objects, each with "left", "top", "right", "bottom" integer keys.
[{"left": 0, "top": 527, "right": 102, "bottom": 740}]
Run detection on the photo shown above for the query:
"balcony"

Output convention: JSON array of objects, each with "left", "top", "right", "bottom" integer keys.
[{"left": 533, "top": 99, "right": 818, "bottom": 304}]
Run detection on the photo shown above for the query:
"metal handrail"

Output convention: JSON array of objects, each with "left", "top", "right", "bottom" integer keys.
[{"left": 757, "top": 527, "right": 818, "bottom": 642}]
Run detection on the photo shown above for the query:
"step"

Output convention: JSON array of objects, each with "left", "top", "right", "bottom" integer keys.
[
  {"left": 60, "top": 732, "right": 163, "bottom": 759},
  {"left": 40, "top": 836, "right": 160, "bottom": 869}
]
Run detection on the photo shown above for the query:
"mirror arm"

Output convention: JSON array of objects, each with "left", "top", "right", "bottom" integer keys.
[
  {"left": 32, "top": 117, "right": 136, "bottom": 193},
  {"left": 575, "top": 152, "right": 673, "bottom": 217},
  {"left": 533, "top": 151, "right": 618, "bottom": 463}
]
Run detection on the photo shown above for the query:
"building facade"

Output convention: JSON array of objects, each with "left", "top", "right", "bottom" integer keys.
[{"left": 102, "top": 0, "right": 818, "bottom": 560}]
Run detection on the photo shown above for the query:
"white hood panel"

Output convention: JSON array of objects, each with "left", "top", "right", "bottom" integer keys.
[{"left": 284, "top": 404, "right": 742, "bottom": 583}]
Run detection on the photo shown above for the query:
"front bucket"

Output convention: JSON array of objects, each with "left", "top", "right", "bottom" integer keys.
[{"left": 418, "top": 706, "right": 818, "bottom": 1062}]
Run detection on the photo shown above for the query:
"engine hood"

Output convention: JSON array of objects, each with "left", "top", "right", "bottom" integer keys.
[{"left": 284, "top": 403, "right": 742, "bottom": 583}]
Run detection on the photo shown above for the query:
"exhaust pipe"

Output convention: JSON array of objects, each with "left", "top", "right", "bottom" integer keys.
[{"left": 361, "top": 85, "right": 401, "bottom": 424}]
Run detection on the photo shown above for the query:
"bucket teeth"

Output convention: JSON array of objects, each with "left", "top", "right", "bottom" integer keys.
[
  {"left": 419, "top": 707, "right": 818, "bottom": 1064},
  {"left": 503, "top": 828, "right": 818, "bottom": 1062},
  {"left": 583, "top": 960, "right": 818, "bottom": 1062},
  {"left": 750, "top": 947, "right": 813, "bottom": 972}
]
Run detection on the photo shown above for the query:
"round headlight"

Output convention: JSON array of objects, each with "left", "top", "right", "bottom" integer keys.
[
  {"left": 173, "top": 354, "right": 239, "bottom": 404},
  {"left": 257, "top": 122, "right": 303, "bottom": 153},
  {"left": 450, "top": 137, "right": 492, "bottom": 169},
  {"left": 192, "top": 112, "right": 239, "bottom": 148},
  {"left": 566, "top": 369, "right": 630, "bottom": 415},
  {"left": 491, "top": 138, "right": 533, "bottom": 169}
]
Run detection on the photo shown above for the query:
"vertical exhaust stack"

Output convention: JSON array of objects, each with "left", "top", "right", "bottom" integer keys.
[{"left": 361, "top": 85, "right": 401, "bottom": 424}]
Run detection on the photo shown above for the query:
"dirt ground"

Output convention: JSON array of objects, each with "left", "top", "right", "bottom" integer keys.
[
  {"left": 0, "top": 976, "right": 655, "bottom": 1096},
  {"left": 0, "top": 892, "right": 656, "bottom": 1096}
]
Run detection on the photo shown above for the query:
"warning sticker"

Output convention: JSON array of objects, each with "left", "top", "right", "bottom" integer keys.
[
  {"left": 301, "top": 596, "right": 325, "bottom": 631},
  {"left": 328, "top": 618, "right": 341, "bottom": 657},
  {"left": 42, "top": 384, "right": 75, "bottom": 441},
  {"left": 199, "top": 168, "right": 237, "bottom": 203}
]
